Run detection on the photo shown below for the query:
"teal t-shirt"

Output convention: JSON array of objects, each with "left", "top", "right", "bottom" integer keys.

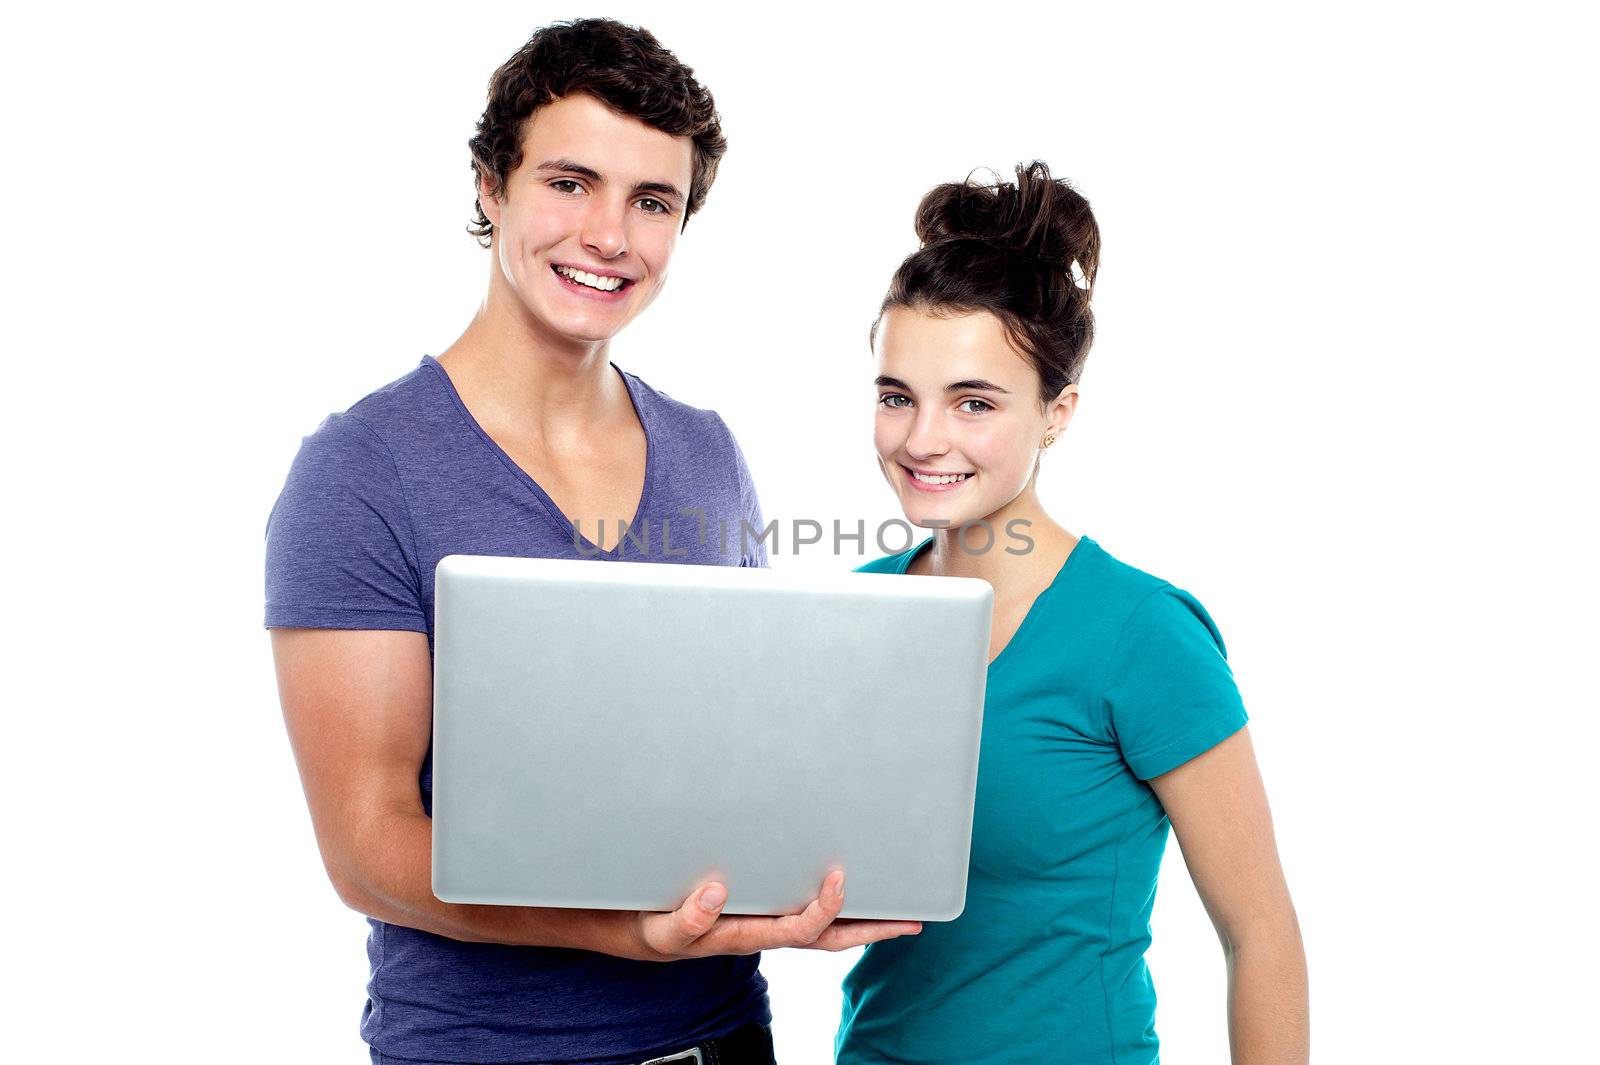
[{"left": 836, "top": 535, "right": 1248, "bottom": 1064}]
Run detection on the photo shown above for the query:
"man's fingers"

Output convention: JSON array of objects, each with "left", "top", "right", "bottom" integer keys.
[
  {"left": 773, "top": 869, "right": 845, "bottom": 945},
  {"left": 811, "top": 918, "right": 924, "bottom": 952},
  {"left": 640, "top": 872, "right": 913, "bottom": 959},
  {"left": 641, "top": 882, "right": 727, "bottom": 957}
]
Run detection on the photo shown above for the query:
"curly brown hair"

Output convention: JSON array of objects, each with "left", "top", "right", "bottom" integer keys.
[
  {"left": 467, "top": 19, "right": 727, "bottom": 247},
  {"left": 874, "top": 162, "right": 1101, "bottom": 404}
]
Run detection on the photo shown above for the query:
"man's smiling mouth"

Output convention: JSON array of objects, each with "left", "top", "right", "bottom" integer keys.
[{"left": 552, "top": 264, "right": 632, "bottom": 292}]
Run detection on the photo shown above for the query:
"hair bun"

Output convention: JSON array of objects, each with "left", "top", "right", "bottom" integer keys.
[{"left": 912, "top": 161, "right": 1099, "bottom": 290}]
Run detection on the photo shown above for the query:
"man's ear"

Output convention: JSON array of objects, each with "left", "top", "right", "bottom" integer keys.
[
  {"left": 1048, "top": 384, "right": 1080, "bottom": 438},
  {"left": 477, "top": 168, "right": 503, "bottom": 228}
]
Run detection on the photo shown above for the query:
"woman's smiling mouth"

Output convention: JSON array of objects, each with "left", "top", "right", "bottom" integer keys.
[{"left": 903, "top": 464, "right": 974, "bottom": 492}]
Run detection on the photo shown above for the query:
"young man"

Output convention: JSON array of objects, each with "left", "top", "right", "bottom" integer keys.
[{"left": 265, "top": 20, "right": 918, "bottom": 1065}]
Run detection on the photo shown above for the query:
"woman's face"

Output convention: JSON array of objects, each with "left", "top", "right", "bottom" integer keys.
[{"left": 873, "top": 306, "right": 1075, "bottom": 532}]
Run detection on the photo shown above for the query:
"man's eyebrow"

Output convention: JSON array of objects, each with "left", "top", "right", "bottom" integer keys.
[
  {"left": 534, "top": 158, "right": 602, "bottom": 181},
  {"left": 534, "top": 159, "right": 684, "bottom": 206},
  {"left": 874, "top": 375, "right": 1012, "bottom": 395},
  {"left": 635, "top": 180, "right": 685, "bottom": 205}
]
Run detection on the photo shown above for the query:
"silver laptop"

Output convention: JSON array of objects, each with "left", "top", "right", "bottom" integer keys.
[{"left": 431, "top": 554, "right": 991, "bottom": 921}]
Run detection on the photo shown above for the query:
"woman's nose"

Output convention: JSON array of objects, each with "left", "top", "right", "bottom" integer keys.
[{"left": 905, "top": 411, "right": 949, "bottom": 458}]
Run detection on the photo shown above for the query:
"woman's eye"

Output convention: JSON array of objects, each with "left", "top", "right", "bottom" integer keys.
[
  {"left": 878, "top": 393, "right": 911, "bottom": 409},
  {"left": 958, "top": 399, "right": 993, "bottom": 414}
]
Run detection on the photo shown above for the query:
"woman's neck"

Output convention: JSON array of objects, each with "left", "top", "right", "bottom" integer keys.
[{"left": 918, "top": 487, "right": 1076, "bottom": 600}]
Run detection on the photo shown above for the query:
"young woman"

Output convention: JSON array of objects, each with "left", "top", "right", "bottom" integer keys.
[{"left": 835, "top": 164, "right": 1309, "bottom": 1064}]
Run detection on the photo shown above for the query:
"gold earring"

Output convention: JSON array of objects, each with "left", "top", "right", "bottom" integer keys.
[{"left": 1042, "top": 434, "right": 1056, "bottom": 449}]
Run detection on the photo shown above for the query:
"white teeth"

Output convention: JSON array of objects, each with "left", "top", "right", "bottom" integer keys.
[
  {"left": 555, "top": 265, "right": 625, "bottom": 291},
  {"left": 913, "top": 470, "right": 969, "bottom": 485}
]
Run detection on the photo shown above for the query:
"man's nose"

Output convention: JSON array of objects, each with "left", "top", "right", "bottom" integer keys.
[{"left": 581, "top": 198, "right": 629, "bottom": 260}]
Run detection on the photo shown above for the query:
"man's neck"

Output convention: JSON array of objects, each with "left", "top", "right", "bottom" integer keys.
[{"left": 436, "top": 292, "right": 623, "bottom": 440}]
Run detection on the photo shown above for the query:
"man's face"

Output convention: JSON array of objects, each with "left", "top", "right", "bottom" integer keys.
[{"left": 480, "top": 93, "right": 695, "bottom": 347}]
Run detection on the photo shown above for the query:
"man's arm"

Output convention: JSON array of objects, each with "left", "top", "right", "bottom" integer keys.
[
  {"left": 1149, "top": 727, "right": 1309, "bottom": 1065},
  {"left": 271, "top": 627, "right": 919, "bottom": 959}
]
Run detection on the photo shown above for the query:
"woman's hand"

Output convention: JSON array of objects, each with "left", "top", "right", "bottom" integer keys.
[{"left": 627, "top": 870, "right": 923, "bottom": 961}]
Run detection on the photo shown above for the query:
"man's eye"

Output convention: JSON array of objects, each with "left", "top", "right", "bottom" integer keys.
[
  {"left": 958, "top": 399, "right": 993, "bottom": 414},
  {"left": 551, "top": 179, "right": 583, "bottom": 194},
  {"left": 878, "top": 393, "right": 911, "bottom": 409},
  {"left": 636, "top": 197, "right": 668, "bottom": 214}
]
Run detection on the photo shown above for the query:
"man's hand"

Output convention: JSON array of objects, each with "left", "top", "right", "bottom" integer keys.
[
  {"left": 274, "top": 627, "right": 922, "bottom": 958},
  {"left": 629, "top": 870, "right": 921, "bottom": 961}
]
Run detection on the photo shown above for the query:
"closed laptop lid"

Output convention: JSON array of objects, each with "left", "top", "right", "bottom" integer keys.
[{"left": 431, "top": 554, "right": 991, "bottom": 921}]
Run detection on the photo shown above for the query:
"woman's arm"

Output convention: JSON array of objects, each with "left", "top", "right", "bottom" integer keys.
[{"left": 1149, "top": 726, "right": 1309, "bottom": 1064}]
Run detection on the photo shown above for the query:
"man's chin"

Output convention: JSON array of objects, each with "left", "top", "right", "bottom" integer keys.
[
  {"left": 561, "top": 325, "right": 625, "bottom": 345},
  {"left": 537, "top": 312, "right": 631, "bottom": 348}
]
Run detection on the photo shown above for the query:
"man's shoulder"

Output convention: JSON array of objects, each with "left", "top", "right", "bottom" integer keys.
[
  {"left": 291, "top": 358, "right": 447, "bottom": 458},
  {"left": 621, "top": 368, "right": 735, "bottom": 447},
  {"left": 341, "top": 357, "right": 444, "bottom": 430}
]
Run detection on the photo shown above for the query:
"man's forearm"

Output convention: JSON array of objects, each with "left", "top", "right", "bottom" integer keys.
[
  {"left": 329, "top": 807, "right": 647, "bottom": 958},
  {"left": 1226, "top": 920, "right": 1309, "bottom": 1065}
]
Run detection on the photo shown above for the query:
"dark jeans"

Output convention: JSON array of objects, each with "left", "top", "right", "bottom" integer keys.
[{"left": 638, "top": 1022, "right": 776, "bottom": 1065}]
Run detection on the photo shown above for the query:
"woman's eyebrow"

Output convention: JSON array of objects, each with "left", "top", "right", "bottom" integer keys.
[
  {"left": 946, "top": 379, "right": 1011, "bottom": 394},
  {"left": 875, "top": 376, "right": 1012, "bottom": 394}
]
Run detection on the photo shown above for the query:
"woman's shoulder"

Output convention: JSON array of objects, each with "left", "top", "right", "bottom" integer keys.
[
  {"left": 1056, "top": 536, "right": 1161, "bottom": 609},
  {"left": 854, "top": 540, "right": 929, "bottom": 574},
  {"left": 1071, "top": 538, "right": 1228, "bottom": 657}
]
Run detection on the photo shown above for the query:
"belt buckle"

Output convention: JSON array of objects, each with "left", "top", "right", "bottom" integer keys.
[{"left": 639, "top": 1048, "right": 704, "bottom": 1065}]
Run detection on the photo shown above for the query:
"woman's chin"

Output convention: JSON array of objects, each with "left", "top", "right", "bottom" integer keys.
[{"left": 904, "top": 504, "right": 981, "bottom": 532}]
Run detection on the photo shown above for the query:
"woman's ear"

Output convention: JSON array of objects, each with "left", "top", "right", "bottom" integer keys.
[{"left": 1047, "top": 384, "right": 1080, "bottom": 439}]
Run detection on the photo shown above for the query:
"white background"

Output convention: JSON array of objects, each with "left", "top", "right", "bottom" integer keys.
[{"left": 5, "top": 2, "right": 1596, "bottom": 1061}]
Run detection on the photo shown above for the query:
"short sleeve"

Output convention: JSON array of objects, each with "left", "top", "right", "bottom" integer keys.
[
  {"left": 264, "top": 413, "right": 427, "bottom": 632},
  {"left": 729, "top": 428, "right": 768, "bottom": 569},
  {"left": 1103, "top": 586, "right": 1248, "bottom": 779}
]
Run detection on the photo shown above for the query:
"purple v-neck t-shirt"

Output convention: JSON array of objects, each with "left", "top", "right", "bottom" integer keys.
[{"left": 265, "top": 356, "right": 770, "bottom": 1064}]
